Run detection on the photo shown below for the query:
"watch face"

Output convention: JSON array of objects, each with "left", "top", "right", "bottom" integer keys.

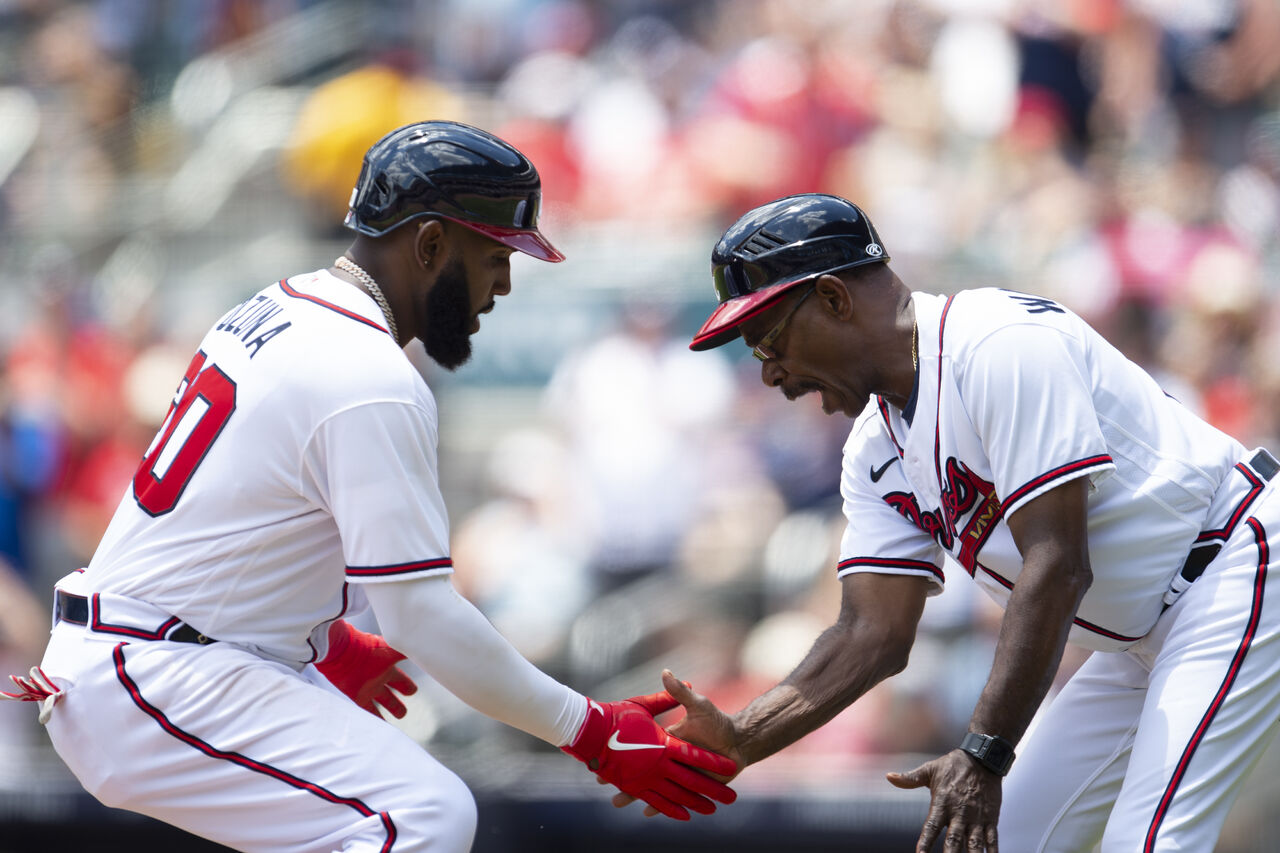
[
  {"left": 963, "top": 733, "right": 1015, "bottom": 774},
  {"left": 985, "top": 738, "right": 1013, "bottom": 767}
]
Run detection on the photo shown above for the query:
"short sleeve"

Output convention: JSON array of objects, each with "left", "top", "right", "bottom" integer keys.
[
  {"left": 837, "top": 443, "right": 947, "bottom": 593},
  {"left": 958, "top": 324, "right": 1114, "bottom": 519},
  {"left": 303, "top": 400, "right": 454, "bottom": 582}
]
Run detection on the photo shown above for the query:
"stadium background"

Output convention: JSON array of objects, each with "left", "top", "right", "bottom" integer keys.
[{"left": 1, "top": 0, "right": 1279, "bottom": 850}]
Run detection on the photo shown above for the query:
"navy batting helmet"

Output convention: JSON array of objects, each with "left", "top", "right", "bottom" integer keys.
[
  {"left": 690, "top": 193, "right": 889, "bottom": 350},
  {"left": 345, "top": 120, "right": 564, "bottom": 262}
]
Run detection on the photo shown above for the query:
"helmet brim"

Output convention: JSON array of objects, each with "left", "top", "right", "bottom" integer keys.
[
  {"left": 689, "top": 279, "right": 810, "bottom": 351},
  {"left": 450, "top": 218, "right": 565, "bottom": 263}
]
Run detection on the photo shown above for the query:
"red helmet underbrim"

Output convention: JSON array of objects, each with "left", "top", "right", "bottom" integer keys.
[
  {"left": 689, "top": 280, "right": 809, "bottom": 351},
  {"left": 449, "top": 218, "right": 565, "bottom": 263}
]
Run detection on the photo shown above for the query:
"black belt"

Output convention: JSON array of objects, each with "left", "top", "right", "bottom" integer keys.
[
  {"left": 55, "top": 591, "right": 217, "bottom": 645},
  {"left": 1177, "top": 448, "right": 1279, "bottom": 585}
]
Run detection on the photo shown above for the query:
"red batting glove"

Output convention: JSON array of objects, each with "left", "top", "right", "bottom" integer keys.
[
  {"left": 562, "top": 689, "right": 738, "bottom": 820},
  {"left": 315, "top": 620, "right": 417, "bottom": 719}
]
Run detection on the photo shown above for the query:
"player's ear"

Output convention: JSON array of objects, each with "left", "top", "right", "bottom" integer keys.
[
  {"left": 414, "top": 218, "right": 447, "bottom": 271},
  {"left": 814, "top": 273, "right": 854, "bottom": 320}
]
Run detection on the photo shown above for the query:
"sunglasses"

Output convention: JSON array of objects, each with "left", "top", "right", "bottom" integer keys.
[{"left": 752, "top": 284, "right": 817, "bottom": 361}]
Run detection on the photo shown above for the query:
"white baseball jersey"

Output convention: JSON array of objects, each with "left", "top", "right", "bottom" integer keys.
[
  {"left": 68, "top": 269, "right": 454, "bottom": 665},
  {"left": 836, "top": 287, "right": 1280, "bottom": 851},
  {"left": 29, "top": 269, "right": 585, "bottom": 852},
  {"left": 837, "top": 287, "right": 1247, "bottom": 652}
]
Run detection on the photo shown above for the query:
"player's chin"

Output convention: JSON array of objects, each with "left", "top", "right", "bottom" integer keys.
[
  {"left": 424, "top": 336, "right": 474, "bottom": 371},
  {"left": 817, "top": 387, "right": 840, "bottom": 416},
  {"left": 820, "top": 387, "right": 861, "bottom": 418}
]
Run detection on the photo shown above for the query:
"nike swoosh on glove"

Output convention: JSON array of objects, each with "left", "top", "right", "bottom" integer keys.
[
  {"left": 562, "top": 689, "right": 738, "bottom": 820},
  {"left": 315, "top": 620, "right": 418, "bottom": 719}
]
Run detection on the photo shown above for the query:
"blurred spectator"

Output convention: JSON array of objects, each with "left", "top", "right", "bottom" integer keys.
[
  {"left": 0, "top": 370, "right": 62, "bottom": 579},
  {"left": 0, "top": 555, "right": 50, "bottom": 781},
  {"left": 451, "top": 426, "right": 591, "bottom": 669},
  {"left": 542, "top": 300, "right": 735, "bottom": 593},
  {"left": 731, "top": 366, "right": 850, "bottom": 510},
  {"left": 281, "top": 56, "right": 467, "bottom": 232}
]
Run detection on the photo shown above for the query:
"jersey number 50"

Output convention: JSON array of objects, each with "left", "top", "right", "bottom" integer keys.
[{"left": 132, "top": 351, "right": 237, "bottom": 516}]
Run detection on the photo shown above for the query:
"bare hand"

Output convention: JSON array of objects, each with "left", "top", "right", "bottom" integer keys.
[
  {"left": 887, "top": 750, "right": 1001, "bottom": 852},
  {"left": 610, "top": 669, "right": 744, "bottom": 816}
]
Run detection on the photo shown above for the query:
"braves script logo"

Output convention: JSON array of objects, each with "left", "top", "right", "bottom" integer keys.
[{"left": 883, "top": 457, "right": 1002, "bottom": 573}]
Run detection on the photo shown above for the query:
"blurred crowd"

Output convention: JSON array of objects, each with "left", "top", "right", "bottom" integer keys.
[{"left": 2, "top": 0, "right": 1280, "bottom": 844}]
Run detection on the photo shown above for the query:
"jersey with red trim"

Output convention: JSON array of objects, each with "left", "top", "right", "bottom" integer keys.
[
  {"left": 77, "top": 269, "right": 453, "bottom": 664},
  {"left": 837, "top": 288, "right": 1245, "bottom": 651}
]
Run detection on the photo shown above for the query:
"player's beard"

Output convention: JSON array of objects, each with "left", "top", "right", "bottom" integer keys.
[{"left": 420, "top": 257, "right": 474, "bottom": 370}]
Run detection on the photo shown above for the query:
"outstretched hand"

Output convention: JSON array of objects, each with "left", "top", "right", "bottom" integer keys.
[
  {"left": 562, "top": 675, "right": 738, "bottom": 820},
  {"left": 887, "top": 750, "right": 1002, "bottom": 852},
  {"left": 611, "top": 669, "right": 745, "bottom": 816}
]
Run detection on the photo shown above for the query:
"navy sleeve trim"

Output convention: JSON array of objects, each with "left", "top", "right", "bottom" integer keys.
[
  {"left": 1000, "top": 454, "right": 1113, "bottom": 515},
  {"left": 838, "top": 556, "right": 944, "bottom": 584},
  {"left": 346, "top": 557, "right": 453, "bottom": 578}
]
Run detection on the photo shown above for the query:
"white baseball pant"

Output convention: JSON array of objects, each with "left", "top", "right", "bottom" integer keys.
[
  {"left": 39, "top": 621, "right": 477, "bottom": 852},
  {"left": 1000, "top": 477, "right": 1280, "bottom": 851}
]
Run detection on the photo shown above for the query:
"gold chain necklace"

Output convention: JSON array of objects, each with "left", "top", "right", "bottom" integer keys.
[
  {"left": 912, "top": 322, "right": 919, "bottom": 370},
  {"left": 334, "top": 256, "right": 398, "bottom": 344}
]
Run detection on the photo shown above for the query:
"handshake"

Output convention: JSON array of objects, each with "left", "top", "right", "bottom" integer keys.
[
  {"left": 316, "top": 620, "right": 739, "bottom": 820},
  {"left": 561, "top": 673, "right": 738, "bottom": 821}
]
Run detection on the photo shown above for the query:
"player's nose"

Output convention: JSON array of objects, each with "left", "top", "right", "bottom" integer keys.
[{"left": 761, "top": 359, "right": 785, "bottom": 388}]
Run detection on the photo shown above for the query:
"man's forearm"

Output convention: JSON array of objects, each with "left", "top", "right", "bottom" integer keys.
[
  {"left": 732, "top": 621, "right": 911, "bottom": 766},
  {"left": 968, "top": 559, "right": 1089, "bottom": 745}
]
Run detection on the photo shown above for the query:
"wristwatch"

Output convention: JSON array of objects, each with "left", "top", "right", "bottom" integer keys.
[{"left": 960, "top": 732, "right": 1016, "bottom": 776}]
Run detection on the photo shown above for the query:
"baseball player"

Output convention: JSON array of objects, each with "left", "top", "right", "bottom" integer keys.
[
  {"left": 1, "top": 121, "right": 735, "bottom": 852},
  {"left": 636, "top": 192, "right": 1280, "bottom": 852}
]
